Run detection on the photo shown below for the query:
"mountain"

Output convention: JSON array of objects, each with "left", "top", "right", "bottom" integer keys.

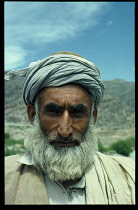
[
  {"left": 4, "top": 78, "right": 135, "bottom": 130},
  {"left": 97, "top": 94, "right": 134, "bottom": 129},
  {"left": 104, "top": 79, "right": 135, "bottom": 110}
]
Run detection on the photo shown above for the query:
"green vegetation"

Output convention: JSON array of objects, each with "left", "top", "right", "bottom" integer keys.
[
  {"left": 98, "top": 140, "right": 108, "bottom": 153},
  {"left": 98, "top": 137, "right": 135, "bottom": 157},
  {"left": 5, "top": 132, "right": 10, "bottom": 139},
  {"left": 5, "top": 132, "right": 27, "bottom": 157}
]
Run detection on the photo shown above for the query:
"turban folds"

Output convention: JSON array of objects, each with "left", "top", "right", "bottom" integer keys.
[{"left": 5, "top": 53, "right": 105, "bottom": 107}]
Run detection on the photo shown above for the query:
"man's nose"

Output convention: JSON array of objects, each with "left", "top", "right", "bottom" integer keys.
[{"left": 58, "top": 110, "right": 73, "bottom": 138}]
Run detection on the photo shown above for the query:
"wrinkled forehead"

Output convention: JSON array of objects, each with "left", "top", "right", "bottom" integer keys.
[
  {"left": 56, "top": 83, "right": 91, "bottom": 94},
  {"left": 38, "top": 83, "right": 92, "bottom": 107}
]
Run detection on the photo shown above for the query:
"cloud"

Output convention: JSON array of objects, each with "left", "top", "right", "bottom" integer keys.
[
  {"left": 5, "top": 46, "right": 27, "bottom": 70},
  {"left": 106, "top": 20, "right": 113, "bottom": 26},
  {"left": 4, "top": 2, "right": 110, "bottom": 70}
]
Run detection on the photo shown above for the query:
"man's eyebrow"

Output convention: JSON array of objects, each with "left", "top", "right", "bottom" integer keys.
[
  {"left": 43, "top": 102, "right": 88, "bottom": 113},
  {"left": 70, "top": 104, "right": 88, "bottom": 112},
  {"left": 44, "top": 102, "right": 63, "bottom": 111}
]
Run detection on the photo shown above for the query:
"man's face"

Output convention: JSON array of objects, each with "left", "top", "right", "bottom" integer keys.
[
  {"left": 37, "top": 84, "right": 92, "bottom": 147},
  {"left": 26, "top": 84, "right": 98, "bottom": 181}
]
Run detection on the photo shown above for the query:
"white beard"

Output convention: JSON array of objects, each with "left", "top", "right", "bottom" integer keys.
[{"left": 24, "top": 114, "right": 98, "bottom": 182}]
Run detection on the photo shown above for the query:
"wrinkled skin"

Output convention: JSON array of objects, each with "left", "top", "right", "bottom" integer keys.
[{"left": 27, "top": 83, "right": 97, "bottom": 187}]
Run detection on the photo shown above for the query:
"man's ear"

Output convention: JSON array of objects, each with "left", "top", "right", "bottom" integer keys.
[
  {"left": 27, "top": 104, "right": 36, "bottom": 124},
  {"left": 93, "top": 108, "right": 98, "bottom": 124}
]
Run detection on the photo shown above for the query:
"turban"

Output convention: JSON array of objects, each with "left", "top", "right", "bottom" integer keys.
[{"left": 5, "top": 53, "right": 105, "bottom": 107}]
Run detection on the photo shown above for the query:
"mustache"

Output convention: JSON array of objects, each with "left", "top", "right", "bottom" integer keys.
[{"left": 47, "top": 133, "right": 82, "bottom": 144}]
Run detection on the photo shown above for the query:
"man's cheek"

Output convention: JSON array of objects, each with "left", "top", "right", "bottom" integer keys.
[
  {"left": 76, "top": 119, "right": 90, "bottom": 136},
  {"left": 39, "top": 119, "right": 58, "bottom": 136}
]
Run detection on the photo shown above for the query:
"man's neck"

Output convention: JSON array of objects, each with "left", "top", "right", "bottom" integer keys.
[{"left": 61, "top": 178, "right": 81, "bottom": 189}]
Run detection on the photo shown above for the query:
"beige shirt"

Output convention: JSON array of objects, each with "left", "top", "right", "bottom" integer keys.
[
  {"left": 5, "top": 152, "right": 135, "bottom": 204},
  {"left": 18, "top": 153, "right": 86, "bottom": 204}
]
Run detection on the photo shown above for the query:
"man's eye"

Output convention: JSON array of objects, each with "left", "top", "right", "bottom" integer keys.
[
  {"left": 70, "top": 110, "right": 86, "bottom": 117},
  {"left": 46, "top": 109, "right": 62, "bottom": 116}
]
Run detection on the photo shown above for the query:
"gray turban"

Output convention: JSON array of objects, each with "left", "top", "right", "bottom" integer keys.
[{"left": 5, "top": 53, "right": 105, "bottom": 107}]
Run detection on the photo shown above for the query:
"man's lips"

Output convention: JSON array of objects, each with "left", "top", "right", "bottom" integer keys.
[{"left": 50, "top": 141, "right": 79, "bottom": 147}]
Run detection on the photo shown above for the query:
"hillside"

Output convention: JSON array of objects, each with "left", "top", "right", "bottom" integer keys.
[
  {"left": 104, "top": 79, "right": 135, "bottom": 110},
  {"left": 97, "top": 94, "right": 134, "bottom": 129}
]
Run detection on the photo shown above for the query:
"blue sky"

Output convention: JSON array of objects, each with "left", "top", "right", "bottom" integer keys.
[{"left": 4, "top": 1, "right": 135, "bottom": 82}]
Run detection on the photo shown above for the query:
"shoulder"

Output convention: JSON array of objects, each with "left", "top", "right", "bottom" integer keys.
[
  {"left": 96, "top": 152, "right": 135, "bottom": 181},
  {"left": 5, "top": 154, "right": 22, "bottom": 162},
  {"left": 5, "top": 154, "right": 24, "bottom": 175},
  {"left": 96, "top": 151, "right": 135, "bottom": 168},
  {"left": 5, "top": 154, "right": 22, "bottom": 166},
  {"left": 96, "top": 151, "right": 134, "bottom": 162},
  {"left": 91, "top": 152, "right": 135, "bottom": 204}
]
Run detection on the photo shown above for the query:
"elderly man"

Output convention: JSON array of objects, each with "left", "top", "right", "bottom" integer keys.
[{"left": 5, "top": 51, "right": 135, "bottom": 205}]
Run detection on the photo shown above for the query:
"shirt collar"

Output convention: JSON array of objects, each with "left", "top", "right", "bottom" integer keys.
[{"left": 17, "top": 152, "right": 34, "bottom": 165}]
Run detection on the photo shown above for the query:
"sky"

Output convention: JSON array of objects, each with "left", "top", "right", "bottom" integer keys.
[{"left": 4, "top": 1, "right": 135, "bottom": 82}]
